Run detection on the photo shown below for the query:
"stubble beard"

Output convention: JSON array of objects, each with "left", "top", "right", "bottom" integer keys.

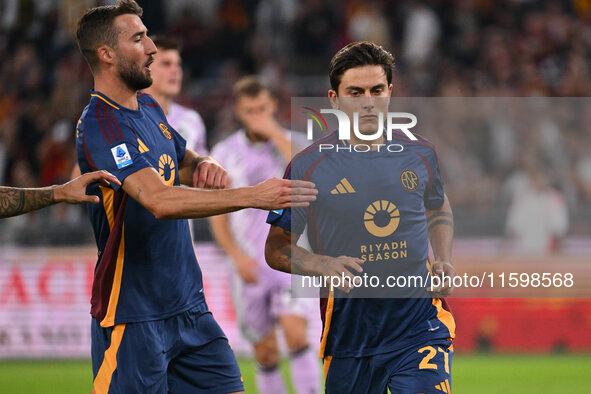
[{"left": 117, "top": 54, "right": 153, "bottom": 91}]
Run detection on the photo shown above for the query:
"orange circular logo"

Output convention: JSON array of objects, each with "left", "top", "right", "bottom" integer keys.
[
  {"left": 158, "top": 154, "right": 175, "bottom": 186},
  {"left": 364, "top": 200, "right": 400, "bottom": 237}
]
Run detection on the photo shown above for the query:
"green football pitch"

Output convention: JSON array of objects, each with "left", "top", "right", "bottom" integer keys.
[{"left": 0, "top": 354, "right": 590, "bottom": 393}]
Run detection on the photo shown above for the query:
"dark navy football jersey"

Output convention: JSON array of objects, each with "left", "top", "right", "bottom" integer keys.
[
  {"left": 267, "top": 131, "right": 455, "bottom": 358},
  {"left": 76, "top": 91, "right": 204, "bottom": 327}
]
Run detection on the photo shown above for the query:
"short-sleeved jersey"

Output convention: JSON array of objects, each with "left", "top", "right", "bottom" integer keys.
[
  {"left": 168, "top": 102, "right": 208, "bottom": 155},
  {"left": 76, "top": 90, "right": 204, "bottom": 328},
  {"left": 267, "top": 131, "right": 455, "bottom": 358}
]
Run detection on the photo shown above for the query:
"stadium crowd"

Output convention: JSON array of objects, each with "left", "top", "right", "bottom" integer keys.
[{"left": 1, "top": 0, "right": 591, "bottom": 243}]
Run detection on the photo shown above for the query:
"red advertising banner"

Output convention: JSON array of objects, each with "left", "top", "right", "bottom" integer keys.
[
  {"left": 0, "top": 244, "right": 322, "bottom": 359},
  {"left": 1, "top": 241, "right": 590, "bottom": 358}
]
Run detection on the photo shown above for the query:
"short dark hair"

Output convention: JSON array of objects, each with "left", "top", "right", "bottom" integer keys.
[
  {"left": 233, "top": 76, "right": 270, "bottom": 100},
  {"left": 151, "top": 35, "right": 181, "bottom": 52},
  {"left": 328, "top": 41, "right": 394, "bottom": 92},
  {"left": 76, "top": 0, "right": 143, "bottom": 73}
]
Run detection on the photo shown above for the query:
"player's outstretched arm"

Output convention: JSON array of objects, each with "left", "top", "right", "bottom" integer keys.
[
  {"left": 122, "top": 167, "right": 317, "bottom": 219},
  {"left": 0, "top": 170, "right": 120, "bottom": 218},
  {"left": 426, "top": 193, "right": 456, "bottom": 297},
  {"left": 265, "top": 225, "right": 364, "bottom": 293}
]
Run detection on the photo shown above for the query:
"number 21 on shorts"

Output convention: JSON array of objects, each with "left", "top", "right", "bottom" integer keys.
[{"left": 418, "top": 345, "right": 452, "bottom": 393}]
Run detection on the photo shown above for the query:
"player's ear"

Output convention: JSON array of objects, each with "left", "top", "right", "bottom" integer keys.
[
  {"left": 328, "top": 90, "right": 339, "bottom": 110},
  {"left": 388, "top": 83, "right": 393, "bottom": 96},
  {"left": 97, "top": 45, "right": 116, "bottom": 66}
]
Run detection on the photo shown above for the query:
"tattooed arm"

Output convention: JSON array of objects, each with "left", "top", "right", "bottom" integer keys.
[
  {"left": 425, "top": 193, "right": 456, "bottom": 297},
  {"left": 0, "top": 187, "right": 55, "bottom": 219},
  {"left": 265, "top": 225, "right": 363, "bottom": 293},
  {"left": 0, "top": 170, "right": 120, "bottom": 219}
]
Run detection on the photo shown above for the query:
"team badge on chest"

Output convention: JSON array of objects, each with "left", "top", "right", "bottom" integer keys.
[
  {"left": 159, "top": 122, "right": 172, "bottom": 140},
  {"left": 400, "top": 169, "right": 419, "bottom": 191}
]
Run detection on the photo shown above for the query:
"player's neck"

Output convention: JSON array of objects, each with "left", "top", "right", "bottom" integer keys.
[
  {"left": 347, "top": 133, "right": 386, "bottom": 149},
  {"left": 94, "top": 75, "right": 139, "bottom": 110},
  {"left": 145, "top": 90, "right": 172, "bottom": 115}
]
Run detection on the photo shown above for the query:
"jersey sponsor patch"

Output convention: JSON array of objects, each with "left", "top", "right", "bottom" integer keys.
[{"left": 111, "top": 143, "right": 133, "bottom": 169}]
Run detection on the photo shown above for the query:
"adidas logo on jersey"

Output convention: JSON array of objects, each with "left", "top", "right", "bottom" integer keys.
[
  {"left": 435, "top": 379, "right": 451, "bottom": 393},
  {"left": 137, "top": 138, "right": 149, "bottom": 153},
  {"left": 330, "top": 178, "right": 356, "bottom": 195}
]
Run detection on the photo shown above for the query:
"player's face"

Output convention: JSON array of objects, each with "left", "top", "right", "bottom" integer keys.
[
  {"left": 112, "top": 14, "right": 157, "bottom": 91},
  {"left": 329, "top": 65, "right": 392, "bottom": 136},
  {"left": 235, "top": 90, "right": 277, "bottom": 135},
  {"left": 149, "top": 49, "right": 183, "bottom": 97}
]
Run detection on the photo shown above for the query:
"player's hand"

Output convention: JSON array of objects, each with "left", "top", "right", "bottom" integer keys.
[
  {"left": 246, "top": 115, "right": 282, "bottom": 140},
  {"left": 54, "top": 170, "right": 121, "bottom": 204},
  {"left": 428, "top": 259, "right": 456, "bottom": 298},
  {"left": 320, "top": 255, "right": 365, "bottom": 294},
  {"left": 250, "top": 178, "right": 317, "bottom": 209},
  {"left": 233, "top": 253, "right": 258, "bottom": 284},
  {"left": 193, "top": 156, "right": 230, "bottom": 189}
]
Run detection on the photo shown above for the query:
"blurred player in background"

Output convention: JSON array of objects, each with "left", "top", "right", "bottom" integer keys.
[
  {"left": 75, "top": 1, "right": 317, "bottom": 392},
  {"left": 210, "top": 76, "right": 319, "bottom": 394},
  {"left": 505, "top": 159, "right": 568, "bottom": 255},
  {"left": 144, "top": 35, "right": 208, "bottom": 155},
  {"left": 0, "top": 170, "right": 119, "bottom": 218},
  {"left": 265, "top": 41, "right": 456, "bottom": 393}
]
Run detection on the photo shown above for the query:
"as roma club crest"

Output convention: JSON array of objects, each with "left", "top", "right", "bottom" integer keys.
[
  {"left": 159, "top": 122, "right": 172, "bottom": 140},
  {"left": 400, "top": 169, "right": 419, "bottom": 191}
]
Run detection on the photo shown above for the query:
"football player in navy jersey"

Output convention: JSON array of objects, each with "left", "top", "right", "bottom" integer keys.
[
  {"left": 74, "top": 1, "right": 316, "bottom": 393},
  {"left": 265, "top": 41, "right": 456, "bottom": 393}
]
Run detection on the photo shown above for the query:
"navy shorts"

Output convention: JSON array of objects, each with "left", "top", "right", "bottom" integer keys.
[
  {"left": 91, "top": 302, "right": 244, "bottom": 393},
  {"left": 324, "top": 339, "right": 453, "bottom": 394}
]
